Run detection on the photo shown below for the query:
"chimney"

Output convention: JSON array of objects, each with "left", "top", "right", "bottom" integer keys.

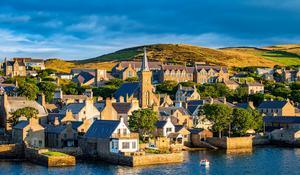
[
  {"left": 119, "top": 96, "right": 124, "bottom": 103},
  {"left": 131, "top": 98, "right": 139, "bottom": 109},
  {"left": 37, "top": 93, "right": 46, "bottom": 107},
  {"left": 111, "top": 97, "right": 117, "bottom": 103},
  {"left": 97, "top": 96, "right": 103, "bottom": 102}
]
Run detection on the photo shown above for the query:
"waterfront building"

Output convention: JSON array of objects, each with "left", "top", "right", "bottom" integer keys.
[
  {"left": 174, "top": 125, "right": 191, "bottom": 145},
  {"left": 154, "top": 117, "right": 175, "bottom": 137},
  {"left": 188, "top": 128, "right": 213, "bottom": 146},
  {"left": 263, "top": 116, "right": 300, "bottom": 132},
  {"left": 258, "top": 100, "right": 296, "bottom": 116},
  {"left": 12, "top": 117, "right": 45, "bottom": 148},
  {"left": 81, "top": 118, "right": 139, "bottom": 154}
]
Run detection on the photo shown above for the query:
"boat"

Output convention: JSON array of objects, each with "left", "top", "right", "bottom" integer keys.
[{"left": 200, "top": 159, "right": 210, "bottom": 167}]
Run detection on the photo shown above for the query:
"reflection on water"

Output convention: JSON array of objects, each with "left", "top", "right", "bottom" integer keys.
[
  {"left": 1, "top": 147, "right": 300, "bottom": 175},
  {"left": 226, "top": 148, "right": 253, "bottom": 155}
]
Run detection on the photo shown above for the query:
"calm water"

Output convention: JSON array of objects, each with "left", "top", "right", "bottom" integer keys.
[{"left": 0, "top": 147, "right": 299, "bottom": 175}]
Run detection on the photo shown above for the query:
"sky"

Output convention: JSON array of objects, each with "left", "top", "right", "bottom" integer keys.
[{"left": 0, "top": 0, "right": 299, "bottom": 60}]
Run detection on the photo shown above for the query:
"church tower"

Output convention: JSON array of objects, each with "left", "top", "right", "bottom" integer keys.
[{"left": 139, "top": 47, "right": 155, "bottom": 108}]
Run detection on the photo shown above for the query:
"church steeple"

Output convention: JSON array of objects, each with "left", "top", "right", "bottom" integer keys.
[{"left": 141, "top": 47, "right": 149, "bottom": 71}]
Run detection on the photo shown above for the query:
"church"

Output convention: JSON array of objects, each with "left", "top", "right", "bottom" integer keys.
[{"left": 114, "top": 47, "right": 160, "bottom": 108}]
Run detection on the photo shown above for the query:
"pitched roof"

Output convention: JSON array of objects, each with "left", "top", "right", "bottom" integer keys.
[
  {"left": 263, "top": 116, "right": 300, "bottom": 123},
  {"left": 175, "top": 125, "right": 184, "bottom": 132},
  {"left": 167, "top": 133, "right": 181, "bottom": 138},
  {"left": 188, "top": 128, "right": 205, "bottom": 134},
  {"left": 112, "top": 102, "right": 132, "bottom": 114},
  {"left": 114, "top": 82, "right": 140, "bottom": 99},
  {"left": 258, "top": 101, "right": 288, "bottom": 109},
  {"left": 195, "top": 65, "right": 228, "bottom": 73},
  {"left": 155, "top": 120, "right": 167, "bottom": 128},
  {"left": 118, "top": 61, "right": 162, "bottom": 70},
  {"left": 85, "top": 120, "right": 120, "bottom": 139},
  {"left": 159, "top": 107, "right": 189, "bottom": 116},
  {"left": 6, "top": 97, "right": 48, "bottom": 117},
  {"left": 13, "top": 121, "right": 29, "bottom": 129},
  {"left": 44, "top": 124, "right": 66, "bottom": 134},
  {"left": 48, "top": 113, "right": 66, "bottom": 123},
  {"left": 73, "top": 71, "right": 95, "bottom": 84},
  {"left": 60, "top": 103, "right": 85, "bottom": 114},
  {"left": 71, "top": 121, "right": 83, "bottom": 130}
]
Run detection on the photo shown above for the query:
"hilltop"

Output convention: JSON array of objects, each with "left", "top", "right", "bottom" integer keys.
[{"left": 45, "top": 44, "right": 300, "bottom": 72}]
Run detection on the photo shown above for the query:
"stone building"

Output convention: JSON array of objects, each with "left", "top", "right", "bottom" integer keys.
[
  {"left": 175, "top": 85, "right": 200, "bottom": 102},
  {"left": 3, "top": 58, "right": 26, "bottom": 77},
  {"left": 194, "top": 65, "right": 229, "bottom": 84},
  {"left": 12, "top": 118, "right": 45, "bottom": 148},
  {"left": 111, "top": 61, "right": 161, "bottom": 82},
  {"left": 154, "top": 118, "right": 175, "bottom": 137},
  {"left": 159, "top": 65, "right": 194, "bottom": 83},
  {"left": 13, "top": 58, "right": 45, "bottom": 70},
  {"left": 114, "top": 48, "right": 160, "bottom": 109},
  {"left": 282, "top": 69, "right": 300, "bottom": 82},
  {"left": 258, "top": 100, "right": 296, "bottom": 116},
  {"left": 223, "top": 79, "right": 240, "bottom": 90},
  {"left": 159, "top": 106, "right": 193, "bottom": 128},
  {"left": 244, "top": 82, "right": 264, "bottom": 95},
  {"left": 0, "top": 94, "right": 48, "bottom": 130},
  {"left": 71, "top": 68, "right": 108, "bottom": 86},
  {"left": 80, "top": 118, "right": 139, "bottom": 155}
]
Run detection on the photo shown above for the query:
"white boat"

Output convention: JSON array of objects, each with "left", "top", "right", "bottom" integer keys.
[{"left": 200, "top": 159, "right": 210, "bottom": 167}]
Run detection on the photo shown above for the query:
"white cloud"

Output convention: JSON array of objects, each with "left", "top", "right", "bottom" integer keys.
[{"left": 0, "top": 14, "right": 30, "bottom": 23}]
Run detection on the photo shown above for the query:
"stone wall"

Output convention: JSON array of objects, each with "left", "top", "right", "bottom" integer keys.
[
  {"left": 0, "top": 144, "right": 24, "bottom": 158},
  {"left": 207, "top": 137, "right": 253, "bottom": 149},
  {"left": 132, "top": 152, "right": 184, "bottom": 166},
  {"left": 25, "top": 147, "right": 76, "bottom": 167}
]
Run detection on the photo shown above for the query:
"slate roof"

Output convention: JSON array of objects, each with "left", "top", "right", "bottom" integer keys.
[
  {"left": 73, "top": 71, "right": 95, "bottom": 84},
  {"left": 187, "top": 100, "right": 204, "bottom": 106},
  {"left": 187, "top": 105, "right": 199, "bottom": 115},
  {"left": 235, "top": 103, "right": 253, "bottom": 109},
  {"left": 5, "top": 61, "right": 25, "bottom": 67},
  {"left": 48, "top": 113, "right": 66, "bottom": 123},
  {"left": 45, "top": 124, "right": 66, "bottom": 134},
  {"left": 71, "top": 68, "right": 96, "bottom": 75},
  {"left": 112, "top": 103, "right": 132, "bottom": 114},
  {"left": 188, "top": 128, "right": 205, "bottom": 134},
  {"left": 85, "top": 120, "right": 120, "bottom": 139},
  {"left": 71, "top": 121, "right": 83, "bottom": 130},
  {"left": 195, "top": 65, "right": 228, "bottom": 73},
  {"left": 159, "top": 107, "right": 190, "bottom": 116},
  {"left": 118, "top": 61, "right": 162, "bottom": 70},
  {"left": 114, "top": 82, "right": 140, "bottom": 99},
  {"left": 258, "top": 101, "right": 288, "bottom": 109},
  {"left": 263, "top": 116, "right": 300, "bottom": 124},
  {"left": 155, "top": 120, "right": 167, "bottom": 128},
  {"left": 13, "top": 121, "right": 29, "bottom": 130},
  {"left": 60, "top": 103, "right": 85, "bottom": 114},
  {"left": 175, "top": 125, "right": 184, "bottom": 132},
  {"left": 168, "top": 133, "right": 181, "bottom": 138}
]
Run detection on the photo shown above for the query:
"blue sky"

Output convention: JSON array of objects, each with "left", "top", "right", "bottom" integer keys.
[{"left": 0, "top": 0, "right": 299, "bottom": 60}]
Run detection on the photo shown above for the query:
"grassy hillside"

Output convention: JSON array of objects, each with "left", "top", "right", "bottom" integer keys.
[
  {"left": 45, "top": 44, "right": 300, "bottom": 73},
  {"left": 222, "top": 45, "right": 300, "bottom": 66},
  {"left": 80, "top": 44, "right": 280, "bottom": 67}
]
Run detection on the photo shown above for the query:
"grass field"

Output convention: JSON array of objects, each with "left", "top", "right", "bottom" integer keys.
[{"left": 42, "top": 151, "right": 67, "bottom": 157}]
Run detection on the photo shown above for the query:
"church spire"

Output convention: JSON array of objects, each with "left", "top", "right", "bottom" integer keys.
[{"left": 142, "top": 47, "right": 149, "bottom": 71}]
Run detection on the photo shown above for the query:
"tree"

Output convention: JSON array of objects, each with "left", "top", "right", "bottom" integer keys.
[
  {"left": 8, "top": 107, "right": 38, "bottom": 126},
  {"left": 290, "top": 82, "right": 300, "bottom": 90},
  {"left": 234, "top": 86, "right": 248, "bottom": 102},
  {"left": 203, "top": 104, "right": 232, "bottom": 138},
  {"left": 128, "top": 109, "right": 158, "bottom": 141},
  {"left": 92, "top": 85, "right": 118, "bottom": 98},
  {"left": 231, "top": 108, "right": 255, "bottom": 136},
  {"left": 271, "top": 87, "right": 291, "bottom": 99},
  {"left": 107, "top": 78, "right": 124, "bottom": 87},
  {"left": 62, "top": 82, "right": 80, "bottom": 95},
  {"left": 291, "top": 90, "right": 300, "bottom": 103},
  {"left": 37, "top": 81, "right": 57, "bottom": 102},
  {"left": 156, "top": 80, "right": 178, "bottom": 96},
  {"left": 125, "top": 77, "right": 139, "bottom": 82},
  {"left": 17, "top": 82, "right": 39, "bottom": 100}
]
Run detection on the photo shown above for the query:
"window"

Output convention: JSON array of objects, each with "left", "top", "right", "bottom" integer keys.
[
  {"left": 166, "top": 127, "right": 172, "bottom": 132},
  {"left": 122, "top": 142, "right": 130, "bottom": 149},
  {"left": 132, "top": 141, "right": 136, "bottom": 149},
  {"left": 123, "top": 129, "right": 127, "bottom": 135},
  {"left": 112, "top": 141, "right": 118, "bottom": 149}
]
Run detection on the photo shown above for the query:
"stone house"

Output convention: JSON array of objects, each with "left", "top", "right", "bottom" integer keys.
[
  {"left": 175, "top": 85, "right": 200, "bottom": 102},
  {"left": 59, "top": 98, "right": 101, "bottom": 121},
  {"left": 0, "top": 94, "right": 48, "bottom": 130},
  {"left": 167, "top": 133, "right": 183, "bottom": 145},
  {"left": 53, "top": 88, "right": 90, "bottom": 105},
  {"left": 12, "top": 118, "right": 45, "bottom": 148},
  {"left": 270, "top": 128, "right": 300, "bottom": 143},
  {"left": 263, "top": 116, "right": 300, "bottom": 132},
  {"left": 44, "top": 119, "right": 78, "bottom": 148},
  {"left": 99, "top": 97, "right": 118, "bottom": 120},
  {"left": 175, "top": 125, "right": 190, "bottom": 144},
  {"left": 159, "top": 106, "right": 193, "bottom": 128},
  {"left": 258, "top": 100, "right": 296, "bottom": 116},
  {"left": 194, "top": 65, "right": 229, "bottom": 84},
  {"left": 71, "top": 68, "right": 108, "bottom": 87},
  {"left": 159, "top": 94, "right": 173, "bottom": 107},
  {"left": 188, "top": 128, "right": 213, "bottom": 146},
  {"left": 3, "top": 58, "right": 26, "bottom": 77},
  {"left": 112, "top": 98, "right": 140, "bottom": 123},
  {"left": 223, "top": 79, "right": 240, "bottom": 90},
  {"left": 80, "top": 118, "right": 139, "bottom": 155},
  {"left": 244, "top": 82, "right": 264, "bottom": 95},
  {"left": 160, "top": 65, "right": 194, "bottom": 83},
  {"left": 111, "top": 61, "right": 161, "bottom": 82},
  {"left": 282, "top": 69, "right": 300, "bottom": 82},
  {"left": 154, "top": 118, "right": 175, "bottom": 137}
]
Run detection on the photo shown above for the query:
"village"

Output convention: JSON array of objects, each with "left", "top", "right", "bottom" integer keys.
[{"left": 0, "top": 48, "right": 299, "bottom": 167}]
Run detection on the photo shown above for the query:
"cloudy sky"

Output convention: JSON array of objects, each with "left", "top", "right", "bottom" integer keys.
[{"left": 0, "top": 0, "right": 299, "bottom": 60}]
